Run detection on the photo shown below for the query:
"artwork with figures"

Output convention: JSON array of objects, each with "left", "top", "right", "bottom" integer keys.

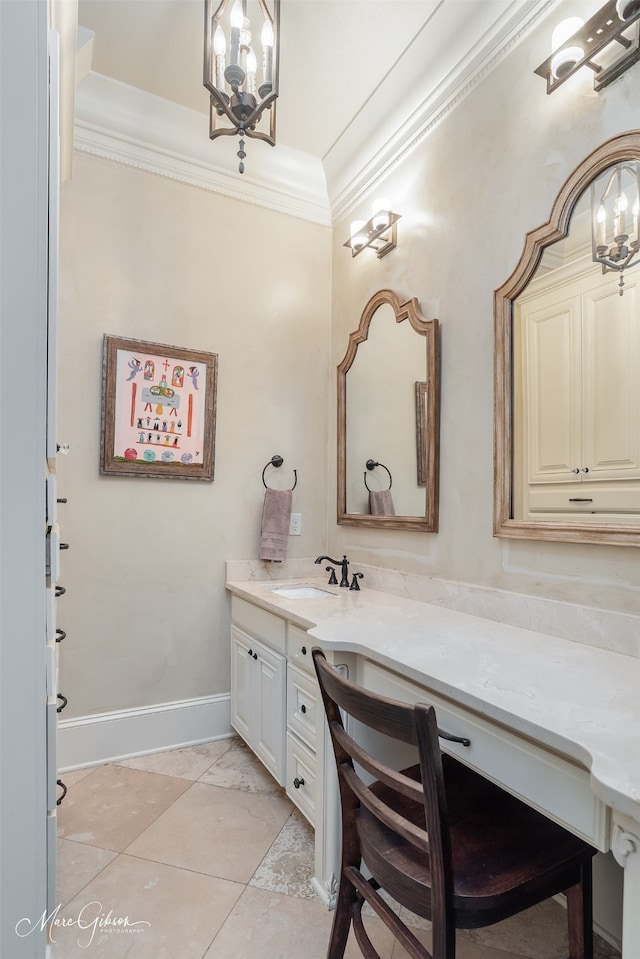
[{"left": 101, "top": 335, "right": 218, "bottom": 480}]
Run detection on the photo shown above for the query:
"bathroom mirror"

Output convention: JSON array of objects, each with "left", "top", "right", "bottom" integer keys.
[
  {"left": 338, "top": 289, "right": 440, "bottom": 531},
  {"left": 494, "top": 131, "right": 640, "bottom": 547}
]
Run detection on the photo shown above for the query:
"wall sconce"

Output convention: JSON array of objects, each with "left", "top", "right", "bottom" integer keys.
[
  {"left": 203, "top": 0, "right": 280, "bottom": 174},
  {"left": 344, "top": 199, "right": 401, "bottom": 258},
  {"left": 534, "top": 0, "right": 640, "bottom": 93},
  {"left": 592, "top": 160, "right": 640, "bottom": 294}
]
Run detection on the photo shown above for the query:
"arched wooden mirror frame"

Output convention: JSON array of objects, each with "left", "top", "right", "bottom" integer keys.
[
  {"left": 494, "top": 131, "right": 640, "bottom": 547},
  {"left": 337, "top": 289, "right": 440, "bottom": 532}
]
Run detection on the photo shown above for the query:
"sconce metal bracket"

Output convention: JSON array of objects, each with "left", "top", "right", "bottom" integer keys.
[{"left": 534, "top": 0, "right": 640, "bottom": 94}]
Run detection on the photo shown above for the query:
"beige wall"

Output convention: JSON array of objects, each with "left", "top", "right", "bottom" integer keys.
[
  {"left": 329, "top": 14, "right": 640, "bottom": 615},
  {"left": 58, "top": 154, "right": 331, "bottom": 717}
]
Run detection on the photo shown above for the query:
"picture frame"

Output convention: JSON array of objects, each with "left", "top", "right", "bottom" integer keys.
[
  {"left": 415, "top": 380, "right": 427, "bottom": 487},
  {"left": 100, "top": 335, "right": 218, "bottom": 481}
]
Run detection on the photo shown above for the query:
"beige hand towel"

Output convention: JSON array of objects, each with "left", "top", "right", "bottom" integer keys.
[
  {"left": 259, "top": 488, "right": 293, "bottom": 561},
  {"left": 369, "top": 489, "right": 395, "bottom": 516}
]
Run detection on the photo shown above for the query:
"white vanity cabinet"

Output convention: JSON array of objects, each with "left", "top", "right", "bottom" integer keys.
[
  {"left": 230, "top": 599, "right": 286, "bottom": 786},
  {"left": 285, "top": 626, "right": 320, "bottom": 825}
]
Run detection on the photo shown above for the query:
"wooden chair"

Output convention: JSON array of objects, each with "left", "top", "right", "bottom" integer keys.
[{"left": 312, "top": 648, "right": 596, "bottom": 959}]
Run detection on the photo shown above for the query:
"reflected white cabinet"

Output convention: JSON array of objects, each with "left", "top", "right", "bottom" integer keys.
[
  {"left": 517, "top": 266, "right": 640, "bottom": 517},
  {"left": 230, "top": 624, "right": 286, "bottom": 786}
]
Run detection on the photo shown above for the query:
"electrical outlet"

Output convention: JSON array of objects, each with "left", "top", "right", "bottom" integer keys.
[{"left": 289, "top": 512, "right": 302, "bottom": 535}]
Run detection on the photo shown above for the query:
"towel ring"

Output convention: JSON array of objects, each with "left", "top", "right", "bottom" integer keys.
[
  {"left": 364, "top": 458, "right": 392, "bottom": 491},
  {"left": 262, "top": 454, "right": 298, "bottom": 491}
]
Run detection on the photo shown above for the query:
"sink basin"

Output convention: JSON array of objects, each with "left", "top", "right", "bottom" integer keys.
[{"left": 270, "top": 584, "right": 336, "bottom": 599}]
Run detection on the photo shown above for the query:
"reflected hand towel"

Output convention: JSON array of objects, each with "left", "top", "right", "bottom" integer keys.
[
  {"left": 259, "top": 488, "right": 293, "bottom": 561},
  {"left": 369, "top": 489, "right": 395, "bottom": 516}
]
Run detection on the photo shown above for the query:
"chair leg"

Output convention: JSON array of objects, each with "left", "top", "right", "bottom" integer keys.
[
  {"left": 325, "top": 872, "right": 358, "bottom": 959},
  {"left": 565, "top": 860, "right": 593, "bottom": 959}
]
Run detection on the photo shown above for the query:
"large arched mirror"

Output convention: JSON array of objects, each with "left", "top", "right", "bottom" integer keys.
[
  {"left": 494, "top": 131, "right": 640, "bottom": 547},
  {"left": 338, "top": 289, "right": 440, "bottom": 531}
]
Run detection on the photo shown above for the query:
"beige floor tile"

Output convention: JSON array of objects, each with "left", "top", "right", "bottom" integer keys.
[
  {"left": 125, "top": 781, "right": 292, "bottom": 884},
  {"left": 250, "top": 808, "right": 316, "bottom": 899},
  {"left": 116, "top": 739, "right": 234, "bottom": 781},
  {"left": 198, "top": 737, "right": 284, "bottom": 794},
  {"left": 203, "top": 885, "right": 395, "bottom": 959},
  {"left": 57, "top": 764, "right": 191, "bottom": 851},
  {"left": 59, "top": 766, "right": 99, "bottom": 787},
  {"left": 50, "top": 853, "right": 243, "bottom": 959},
  {"left": 57, "top": 838, "right": 117, "bottom": 908}
]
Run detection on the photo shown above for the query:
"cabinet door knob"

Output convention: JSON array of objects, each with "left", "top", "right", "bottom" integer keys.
[
  {"left": 60, "top": 542, "right": 70, "bottom": 550},
  {"left": 581, "top": 466, "right": 589, "bottom": 473},
  {"left": 293, "top": 777, "right": 305, "bottom": 789},
  {"left": 56, "top": 779, "right": 68, "bottom": 806},
  {"left": 571, "top": 468, "right": 580, "bottom": 474},
  {"left": 55, "top": 628, "right": 66, "bottom": 643},
  {"left": 55, "top": 585, "right": 66, "bottom": 597},
  {"left": 56, "top": 693, "right": 68, "bottom": 714},
  {"left": 253, "top": 652, "right": 258, "bottom": 660},
  {"left": 248, "top": 648, "right": 253, "bottom": 657},
  {"left": 301, "top": 646, "right": 307, "bottom": 655},
  {"left": 300, "top": 704, "right": 307, "bottom": 714}
]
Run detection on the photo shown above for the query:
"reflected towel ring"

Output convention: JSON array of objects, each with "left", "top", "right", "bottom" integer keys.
[
  {"left": 262, "top": 454, "right": 298, "bottom": 491},
  {"left": 364, "top": 458, "right": 392, "bottom": 491}
]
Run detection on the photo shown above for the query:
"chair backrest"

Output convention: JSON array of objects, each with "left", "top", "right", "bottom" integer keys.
[{"left": 312, "top": 648, "right": 454, "bottom": 919}]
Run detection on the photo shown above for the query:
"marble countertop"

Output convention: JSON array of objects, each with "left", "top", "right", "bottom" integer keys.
[{"left": 226, "top": 576, "right": 640, "bottom": 825}]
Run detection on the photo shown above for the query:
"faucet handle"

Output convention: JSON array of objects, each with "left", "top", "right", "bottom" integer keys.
[
  {"left": 325, "top": 566, "right": 338, "bottom": 586},
  {"left": 350, "top": 572, "right": 364, "bottom": 591}
]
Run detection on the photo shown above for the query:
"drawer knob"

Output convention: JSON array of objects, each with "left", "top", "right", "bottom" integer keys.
[
  {"left": 293, "top": 776, "right": 305, "bottom": 789},
  {"left": 300, "top": 704, "right": 307, "bottom": 714},
  {"left": 301, "top": 646, "right": 307, "bottom": 655}
]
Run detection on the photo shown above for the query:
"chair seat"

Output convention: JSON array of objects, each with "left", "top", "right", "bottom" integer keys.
[{"left": 358, "top": 757, "right": 596, "bottom": 929}]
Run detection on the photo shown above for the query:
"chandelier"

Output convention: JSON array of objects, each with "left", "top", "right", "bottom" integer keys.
[
  {"left": 203, "top": 0, "right": 280, "bottom": 173},
  {"left": 591, "top": 161, "right": 640, "bottom": 294}
]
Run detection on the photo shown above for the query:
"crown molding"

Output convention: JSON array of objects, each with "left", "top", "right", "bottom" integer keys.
[
  {"left": 73, "top": 0, "right": 557, "bottom": 226},
  {"left": 74, "top": 73, "right": 331, "bottom": 226},
  {"left": 328, "top": 0, "right": 560, "bottom": 222}
]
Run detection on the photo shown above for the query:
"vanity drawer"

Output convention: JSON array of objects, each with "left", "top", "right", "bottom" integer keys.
[
  {"left": 288, "top": 625, "right": 314, "bottom": 675},
  {"left": 287, "top": 664, "right": 319, "bottom": 752},
  {"left": 361, "top": 660, "right": 609, "bottom": 851},
  {"left": 231, "top": 597, "right": 286, "bottom": 654},
  {"left": 286, "top": 734, "right": 316, "bottom": 827}
]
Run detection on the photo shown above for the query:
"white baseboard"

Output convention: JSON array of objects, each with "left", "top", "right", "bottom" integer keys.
[{"left": 58, "top": 693, "right": 231, "bottom": 771}]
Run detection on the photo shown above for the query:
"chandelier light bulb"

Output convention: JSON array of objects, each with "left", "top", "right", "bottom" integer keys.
[
  {"left": 213, "top": 24, "right": 226, "bottom": 55},
  {"left": 372, "top": 198, "right": 391, "bottom": 231},
  {"left": 230, "top": 1, "right": 244, "bottom": 29},
  {"left": 550, "top": 17, "right": 584, "bottom": 80},
  {"left": 261, "top": 19, "right": 274, "bottom": 47}
]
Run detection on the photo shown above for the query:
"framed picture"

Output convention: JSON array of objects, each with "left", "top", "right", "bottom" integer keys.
[
  {"left": 415, "top": 380, "right": 427, "bottom": 487},
  {"left": 101, "top": 335, "right": 218, "bottom": 481}
]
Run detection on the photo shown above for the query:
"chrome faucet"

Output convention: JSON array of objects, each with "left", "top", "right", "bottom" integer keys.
[{"left": 315, "top": 554, "right": 350, "bottom": 588}]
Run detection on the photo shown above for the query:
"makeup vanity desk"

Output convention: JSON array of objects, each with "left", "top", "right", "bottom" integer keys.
[{"left": 225, "top": 576, "right": 640, "bottom": 958}]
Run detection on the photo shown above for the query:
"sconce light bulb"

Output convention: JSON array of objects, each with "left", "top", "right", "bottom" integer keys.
[
  {"left": 597, "top": 203, "right": 607, "bottom": 224},
  {"left": 372, "top": 198, "right": 391, "bottom": 231},
  {"left": 261, "top": 19, "right": 274, "bottom": 48},
  {"left": 213, "top": 24, "right": 226, "bottom": 56},
  {"left": 230, "top": 0, "right": 244, "bottom": 30},
  {"left": 550, "top": 17, "right": 584, "bottom": 79},
  {"left": 616, "top": 0, "right": 640, "bottom": 21},
  {"left": 350, "top": 220, "right": 367, "bottom": 251},
  {"left": 618, "top": 192, "right": 629, "bottom": 212}
]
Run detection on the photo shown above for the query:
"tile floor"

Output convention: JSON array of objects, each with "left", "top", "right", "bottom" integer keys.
[{"left": 54, "top": 737, "right": 622, "bottom": 959}]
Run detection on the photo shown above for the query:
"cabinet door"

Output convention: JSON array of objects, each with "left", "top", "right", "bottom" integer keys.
[
  {"left": 230, "top": 628, "right": 253, "bottom": 745},
  {"left": 582, "top": 276, "right": 640, "bottom": 481},
  {"left": 253, "top": 638, "right": 286, "bottom": 786},
  {"left": 522, "top": 294, "right": 582, "bottom": 485}
]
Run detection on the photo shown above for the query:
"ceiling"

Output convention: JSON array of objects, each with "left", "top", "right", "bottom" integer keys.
[{"left": 73, "top": 0, "right": 561, "bottom": 215}]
